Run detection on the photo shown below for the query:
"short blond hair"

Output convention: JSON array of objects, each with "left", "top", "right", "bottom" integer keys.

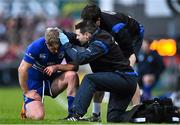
[{"left": 45, "top": 27, "right": 61, "bottom": 44}]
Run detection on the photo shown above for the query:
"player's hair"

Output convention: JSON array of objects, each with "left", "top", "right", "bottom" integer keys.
[
  {"left": 81, "top": 4, "right": 101, "bottom": 23},
  {"left": 75, "top": 20, "right": 97, "bottom": 34},
  {"left": 45, "top": 28, "right": 60, "bottom": 45}
]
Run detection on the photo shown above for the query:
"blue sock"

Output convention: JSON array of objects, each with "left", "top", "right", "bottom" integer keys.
[
  {"left": 67, "top": 96, "right": 74, "bottom": 115},
  {"left": 143, "top": 84, "right": 152, "bottom": 98}
]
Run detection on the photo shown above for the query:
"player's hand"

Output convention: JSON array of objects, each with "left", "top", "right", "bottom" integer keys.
[
  {"left": 59, "top": 33, "right": 69, "bottom": 45},
  {"left": 24, "top": 90, "right": 41, "bottom": 101},
  {"left": 43, "top": 65, "right": 57, "bottom": 76}
]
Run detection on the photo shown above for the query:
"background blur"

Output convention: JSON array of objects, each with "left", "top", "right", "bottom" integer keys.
[{"left": 0, "top": 0, "right": 180, "bottom": 104}]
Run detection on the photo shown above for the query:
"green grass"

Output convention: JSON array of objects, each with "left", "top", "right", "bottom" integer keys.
[
  {"left": 0, "top": 87, "right": 174, "bottom": 124},
  {"left": 0, "top": 87, "right": 109, "bottom": 124}
]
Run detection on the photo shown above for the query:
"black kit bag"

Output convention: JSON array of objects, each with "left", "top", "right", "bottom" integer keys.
[{"left": 121, "top": 98, "right": 180, "bottom": 123}]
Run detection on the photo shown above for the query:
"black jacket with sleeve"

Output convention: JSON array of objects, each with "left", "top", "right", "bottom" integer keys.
[
  {"left": 100, "top": 11, "right": 144, "bottom": 58},
  {"left": 63, "top": 29, "right": 133, "bottom": 73}
]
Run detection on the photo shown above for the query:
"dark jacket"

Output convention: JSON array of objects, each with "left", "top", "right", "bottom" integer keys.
[
  {"left": 63, "top": 29, "right": 133, "bottom": 73},
  {"left": 100, "top": 11, "right": 144, "bottom": 58}
]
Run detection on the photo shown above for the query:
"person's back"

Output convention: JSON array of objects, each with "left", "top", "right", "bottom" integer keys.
[
  {"left": 100, "top": 11, "right": 142, "bottom": 58},
  {"left": 81, "top": 4, "right": 144, "bottom": 59},
  {"left": 100, "top": 11, "right": 140, "bottom": 38},
  {"left": 88, "top": 29, "right": 133, "bottom": 72}
]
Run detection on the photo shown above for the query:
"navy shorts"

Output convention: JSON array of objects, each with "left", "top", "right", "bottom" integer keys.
[{"left": 23, "top": 72, "right": 63, "bottom": 110}]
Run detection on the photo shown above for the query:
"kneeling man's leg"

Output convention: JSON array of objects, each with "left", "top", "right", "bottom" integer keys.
[
  {"left": 51, "top": 71, "right": 79, "bottom": 116},
  {"left": 25, "top": 96, "right": 45, "bottom": 120}
]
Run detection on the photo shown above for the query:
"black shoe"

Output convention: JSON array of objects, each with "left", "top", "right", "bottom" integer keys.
[
  {"left": 86, "top": 113, "right": 101, "bottom": 122},
  {"left": 63, "top": 114, "right": 73, "bottom": 120},
  {"left": 66, "top": 113, "right": 82, "bottom": 121}
]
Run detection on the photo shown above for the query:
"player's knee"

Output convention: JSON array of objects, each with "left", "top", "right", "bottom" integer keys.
[
  {"left": 83, "top": 74, "right": 96, "bottom": 86},
  {"left": 80, "top": 75, "right": 96, "bottom": 92},
  {"left": 31, "top": 111, "right": 44, "bottom": 120},
  {"left": 65, "top": 71, "right": 78, "bottom": 81},
  {"left": 83, "top": 74, "right": 93, "bottom": 81},
  {"left": 27, "top": 108, "right": 45, "bottom": 120}
]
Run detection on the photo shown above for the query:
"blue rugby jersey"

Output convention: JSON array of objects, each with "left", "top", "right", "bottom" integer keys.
[{"left": 23, "top": 36, "right": 70, "bottom": 80}]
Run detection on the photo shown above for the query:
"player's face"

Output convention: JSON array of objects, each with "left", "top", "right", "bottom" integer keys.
[
  {"left": 76, "top": 29, "right": 90, "bottom": 45},
  {"left": 46, "top": 42, "right": 60, "bottom": 54}
]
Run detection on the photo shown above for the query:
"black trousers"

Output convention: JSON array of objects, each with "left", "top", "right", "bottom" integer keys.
[{"left": 72, "top": 71, "right": 137, "bottom": 122}]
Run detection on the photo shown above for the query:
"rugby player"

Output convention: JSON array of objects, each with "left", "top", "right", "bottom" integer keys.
[{"left": 18, "top": 28, "right": 79, "bottom": 120}]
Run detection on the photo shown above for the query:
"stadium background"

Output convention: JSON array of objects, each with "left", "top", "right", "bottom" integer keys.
[{"left": 0, "top": 0, "right": 180, "bottom": 124}]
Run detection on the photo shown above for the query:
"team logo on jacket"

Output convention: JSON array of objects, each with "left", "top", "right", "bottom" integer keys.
[{"left": 39, "top": 53, "right": 47, "bottom": 59}]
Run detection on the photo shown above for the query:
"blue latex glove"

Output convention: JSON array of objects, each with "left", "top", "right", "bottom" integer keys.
[{"left": 59, "top": 33, "right": 69, "bottom": 45}]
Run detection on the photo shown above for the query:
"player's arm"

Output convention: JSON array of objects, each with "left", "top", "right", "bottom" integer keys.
[
  {"left": 59, "top": 32, "right": 109, "bottom": 64},
  {"left": 18, "top": 60, "right": 41, "bottom": 101},
  {"left": 18, "top": 39, "right": 42, "bottom": 100},
  {"left": 43, "top": 63, "right": 78, "bottom": 76},
  {"left": 44, "top": 50, "right": 79, "bottom": 76},
  {"left": 18, "top": 60, "right": 32, "bottom": 93},
  {"left": 51, "top": 63, "right": 78, "bottom": 71},
  {"left": 63, "top": 40, "right": 109, "bottom": 65}
]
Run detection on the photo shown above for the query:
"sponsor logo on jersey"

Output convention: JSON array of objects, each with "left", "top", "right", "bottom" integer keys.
[{"left": 39, "top": 53, "right": 47, "bottom": 59}]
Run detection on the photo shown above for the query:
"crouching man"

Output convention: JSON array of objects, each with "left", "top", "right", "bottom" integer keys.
[
  {"left": 59, "top": 21, "right": 137, "bottom": 122},
  {"left": 18, "top": 28, "right": 79, "bottom": 120}
]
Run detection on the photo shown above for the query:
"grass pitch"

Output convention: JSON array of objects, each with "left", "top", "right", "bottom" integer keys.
[
  {"left": 0, "top": 87, "right": 172, "bottom": 125},
  {"left": 0, "top": 87, "right": 108, "bottom": 124}
]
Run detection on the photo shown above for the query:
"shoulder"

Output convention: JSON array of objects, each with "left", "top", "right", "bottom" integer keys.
[
  {"left": 96, "top": 30, "right": 112, "bottom": 41},
  {"left": 93, "top": 30, "right": 113, "bottom": 47},
  {"left": 90, "top": 39, "right": 109, "bottom": 54},
  {"left": 32, "top": 36, "right": 45, "bottom": 45},
  {"left": 102, "top": 10, "right": 128, "bottom": 18},
  {"left": 26, "top": 36, "right": 45, "bottom": 52},
  {"left": 29, "top": 37, "right": 45, "bottom": 48},
  {"left": 102, "top": 10, "right": 117, "bottom": 16}
]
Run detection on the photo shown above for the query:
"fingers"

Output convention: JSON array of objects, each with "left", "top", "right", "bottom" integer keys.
[
  {"left": 32, "top": 90, "right": 41, "bottom": 101},
  {"left": 43, "top": 67, "right": 53, "bottom": 76},
  {"left": 25, "top": 90, "right": 41, "bottom": 101},
  {"left": 33, "top": 93, "right": 41, "bottom": 101}
]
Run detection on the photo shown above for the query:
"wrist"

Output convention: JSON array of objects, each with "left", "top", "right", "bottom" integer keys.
[
  {"left": 53, "top": 65, "right": 58, "bottom": 71},
  {"left": 23, "top": 90, "right": 29, "bottom": 95}
]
